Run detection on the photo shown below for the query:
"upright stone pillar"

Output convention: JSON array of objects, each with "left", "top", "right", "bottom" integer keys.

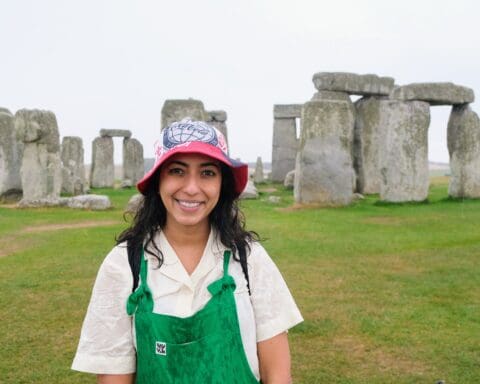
[
  {"left": 161, "top": 99, "right": 207, "bottom": 129},
  {"left": 15, "top": 109, "right": 62, "bottom": 204},
  {"left": 447, "top": 104, "right": 480, "bottom": 198},
  {"left": 271, "top": 105, "right": 301, "bottom": 182},
  {"left": 61, "top": 136, "right": 85, "bottom": 195},
  {"left": 123, "top": 138, "right": 144, "bottom": 185},
  {"left": 379, "top": 101, "right": 430, "bottom": 202},
  {"left": 354, "top": 97, "right": 388, "bottom": 194},
  {"left": 207, "top": 110, "right": 228, "bottom": 148},
  {"left": 90, "top": 137, "right": 114, "bottom": 188},
  {"left": 253, "top": 156, "right": 264, "bottom": 183},
  {"left": 294, "top": 97, "right": 356, "bottom": 205},
  {"left": 0, "top": 108, "right": 23, "bottom": 199}
]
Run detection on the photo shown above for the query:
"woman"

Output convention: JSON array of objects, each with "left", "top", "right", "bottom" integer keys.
[{"left": 72, "top": 120, "right": 303, "bottom": 383}]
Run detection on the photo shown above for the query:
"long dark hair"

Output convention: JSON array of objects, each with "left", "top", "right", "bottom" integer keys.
[{"left": 117, "top": 163, "right": 259, "bottom": 291}]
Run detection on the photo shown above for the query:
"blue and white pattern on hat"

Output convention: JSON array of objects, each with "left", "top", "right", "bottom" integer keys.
[{"left": 163, "top": 120, "right": 219, "bottom": 149}]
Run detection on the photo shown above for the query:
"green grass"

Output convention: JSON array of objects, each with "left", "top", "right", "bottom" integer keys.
[{"left": 1, "top": 181, "right": 479, "bottom": 383}]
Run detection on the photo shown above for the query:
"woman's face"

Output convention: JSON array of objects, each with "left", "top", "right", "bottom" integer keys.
[{"left": 158, "top": 153, "right": 222, "bottom": 232}]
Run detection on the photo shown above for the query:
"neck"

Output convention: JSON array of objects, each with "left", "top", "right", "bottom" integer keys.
[{"left": 163, "top": 221, "right": 211, "bottom": 249}]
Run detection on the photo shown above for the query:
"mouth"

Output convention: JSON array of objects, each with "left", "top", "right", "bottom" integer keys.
[{"left": 175, "top": 199, "right": 203, "bottom": 209}]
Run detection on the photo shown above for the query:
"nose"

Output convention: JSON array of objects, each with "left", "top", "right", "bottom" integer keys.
[{"left": 182, "top": 174, "right": 201, "bottom": 195}]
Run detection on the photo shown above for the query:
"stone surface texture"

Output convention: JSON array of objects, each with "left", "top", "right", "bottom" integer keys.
[
  {"left": 273, "top": 104, "right": 302, "bottom": 119},
  {"left": 123, "top": 138, "right": 144, "bottom": 184},
  {"left": 239, "top": 179, "right": 258, "bottom": 199},
  {"left": 100, "top": 129, "right": 132, "bottom": 138},
  {"left": 206, "top": 110, "right": 228, "bottom": 146},
  {"left": 161, "top": 99, "right": 207, "bottom": 129},
  {"left": 271, "top": 118, "right": 298, "bottom": 182},
  {"left": 66, "top": 194, "right": 112, "bottom": 210},
  {"left": 90, "top": 136, "right": 114, "bottom": 188},
  {"left": 312, "top": 72, "right": 395, "bottom": 96},
  {"left": 447, "top": 104, "right": 480, "bottom": 198},
  {"left": 311, "top": 91, "right": 351, "bottom": 102},
  {"left": 379, "top": 101, "right": 430, "bottom": 202},
  {"left": 294, "top": 99, "right": 356, "bottom": 205},
  {"left": 283, "top": 169, "right": 295, "bottom": 189},
  {"left": 390, "top": 82, "right": 474, "bottom": 105},
  {"left": 0, "top": 108, "right": 23, "bottom": 197},
  {"left": 15, "top": 109, "right": 62, "bottom": 203},
  {"left": 354, "top": 97, "right": 388, "bottom": 194},
  {"left": 61, "top": 136, "right": 85, "bottom": 195},
  {"left": 253, "top": 156, "right": 264, "bottom": 183}
]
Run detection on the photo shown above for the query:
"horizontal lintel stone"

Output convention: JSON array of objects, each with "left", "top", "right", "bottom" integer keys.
[
  {"left": 312, "top": 72, "right": 395, "bottom": 96},
  {"left": 273, "top": 104, "right": 303, "bottom": 119},
  {"left": 390, "top": 82, "right": 475, "bottom": 105},
  {"left": 100, "top": 129, "right": 132, "bottom": 138}
]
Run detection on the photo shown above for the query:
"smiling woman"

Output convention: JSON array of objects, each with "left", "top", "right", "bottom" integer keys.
[{"left": 71, "top": 120, "right": 303, "bottom": 384}]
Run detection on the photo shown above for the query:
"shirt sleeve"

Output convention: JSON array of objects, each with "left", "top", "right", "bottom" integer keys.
[
  {"left": 71, "top": 244, "right": 136, "bottom": 374},
  {"left": 248, "top": 243, "right": 304, "bottom": 342}
]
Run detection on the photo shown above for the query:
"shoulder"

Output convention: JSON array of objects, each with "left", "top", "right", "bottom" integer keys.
[{"left": 93, "top": 242, "right": 132, "bottom": 290}]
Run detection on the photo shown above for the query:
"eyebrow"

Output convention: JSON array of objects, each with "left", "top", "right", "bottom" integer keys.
[{"left": 167, "top": 160, "right": 220, "bottom": 168}]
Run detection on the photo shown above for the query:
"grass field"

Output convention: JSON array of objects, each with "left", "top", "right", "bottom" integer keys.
[{"left": 0, "top": 178, "right": 479, "bottom": 383}]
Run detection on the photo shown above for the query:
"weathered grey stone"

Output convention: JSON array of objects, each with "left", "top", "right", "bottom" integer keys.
[
  {"left": 271, "top": 118, "right": 298, "bottom": 182},
  {"left": 207, "top": 110, "right": 227, "bottom": 122},
  {"left": 253, "top": 156, "right": 264, "bottom": 183},
  {"left": 206, "top": 110, "right": 228, "bottom": 146},
  {"left": 379, "top": 101, "right": 430, "bottom": 202},
  {"left": 239, "top": 179, "right": 258, "bottom": 199},
  {"left": 125, "top": 193, "right": 144, "bottom": 215},
  {"left": 15, "top": 109, "right": 62, "bottom": 203},
  {"left": 90, "top": 136, "right": 114, "bottom": 188},
  {"left": 17, "top": 197, "right": 62, "bottom": 208},
  {"left": 283, "top": 169, "right": 295, "bottom": 189},
  {"left": 123, "top": 138, "right": 144, "bottom": 185},
  {"left": 354, "top": 97, "right": 389, "bottom": 194},
  {"left": 447, "top": 104, "right": 480, "bottom": 198},
  {"left": 100, "top": 129, "right": 132, "bottom": 138},
  {"left": 267, "top": 196, "right": 281, "bottom": 203},
  {"left": 273, "top": 104, "right": 302, "bottom": 119},
  {"left": 0, "top": 109, "right": 23, "bottom": 197},
  {"left": 313, "top": 72, "right": 395, "bottom": 96},
  {"left": 294, "top": 99, "right": 356, "bottom": 205},
  {"left": 61, "top": 136, "right": 85, "bottom": 195},
  {"left": 66, "top": 194, "right": 111, "bottom": 210},
  {"left": 161, "top": 99, "right": 207, "bottom": 129},
  {"left": 390, "top": 82, "right": 474, "bottom": 105},
  {"left": 311, "top": 91, "right": 351, "bottom": 102}
]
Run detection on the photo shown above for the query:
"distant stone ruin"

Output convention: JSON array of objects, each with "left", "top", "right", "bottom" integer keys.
[
  {"left": 15, "top": 109, "right": 62, "bottom": 206},
  {"left": 0, "top": 108, "right": 22, "bottom": 200},
  {"left": 274, "top": 72, "right": 480, "bottom": 205},
  {"left": 161, "top": 99, "right": 229, "bottom": 145},
  {"left": 90, "top": 129, "right": 144, "bottom": 188},
  {"left": 61, "top": 136, "right": 86, "bottom": 195}
]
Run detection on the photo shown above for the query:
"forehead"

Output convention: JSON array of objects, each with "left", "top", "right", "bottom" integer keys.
[{"left": 164, "top": 152, "right": 221, "bottom": 166}]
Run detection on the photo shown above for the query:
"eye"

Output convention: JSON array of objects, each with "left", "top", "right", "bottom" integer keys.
[
  {"left": 201, "top": 169, "right": 217, "bottom": 177},
  {"left": 168, "top": 167, "right": 185, "bottom": 175}
]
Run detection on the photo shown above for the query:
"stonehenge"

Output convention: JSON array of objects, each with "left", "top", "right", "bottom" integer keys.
[
  {"left": 61, "top": 136, "right": 86, "bottom": 195},
  {"left": 272, "top": 72, "right": 479, "bottom": 205},
  {"left": 0, "top": 108, "right": 22, "bottom": 200}
]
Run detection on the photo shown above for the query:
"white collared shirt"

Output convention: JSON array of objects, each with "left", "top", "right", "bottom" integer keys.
[{"left": 72, "top": 229, "right": 303, "bottom": 379}]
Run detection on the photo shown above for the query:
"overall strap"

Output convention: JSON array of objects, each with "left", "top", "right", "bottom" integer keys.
[
  {"left": 126, "top": 248, "right": 153, "bottom": 315},
  {"left": 223, "top": 250, "right": 231, "bottom": 277}
]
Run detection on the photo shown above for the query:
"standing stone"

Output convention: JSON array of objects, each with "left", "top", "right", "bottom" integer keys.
[
  {"left": 379, "top": 101, "right": 430, "bottom": 202},
  {"left": 90, "top": 137, "right": 114, "bottom": 188},
  {"left": 294, "top": 98, "right": 356, "bottom": 205},
  {"left": 206, "top": 110, "right": 228, "bottom": 147},
  {"left": 15, "top": 109, "right": 62, "bottom": 204},
  {"left": 123, "top": 138, "right": 144, "bottom": 185},
  {"left": 447, "top": 104, "right": 480, "bottom": 198},
  {"left": 0, "top": 108, "right": 23, "bottom": 199},
  {"left": 161, "top": 99, "right": 207, "bottom": 129},
  {"left": 354, "top": 96, "right": 388, "bottom": 194},
  {"left": 253, "top": 156, "right": 264, "bottom": 183},
  {"left": 61, "top": 137, "right": 85, "bottom": 195},
  {"left": 271, "top": 105, "right": 302, "bottom": 182}
]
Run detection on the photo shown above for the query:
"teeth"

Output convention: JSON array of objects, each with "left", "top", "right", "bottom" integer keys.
[{"left": 177, "top": 200, "right": 201, "bottom": 208}]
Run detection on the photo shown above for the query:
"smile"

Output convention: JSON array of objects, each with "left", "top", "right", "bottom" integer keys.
[{"left": 176, "top": 199, "right": 203, "bottom": 208}]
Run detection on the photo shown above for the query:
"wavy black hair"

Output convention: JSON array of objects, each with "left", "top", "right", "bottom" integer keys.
[{"left": 117, "top": 163, "right": 259, "bottom": 292}]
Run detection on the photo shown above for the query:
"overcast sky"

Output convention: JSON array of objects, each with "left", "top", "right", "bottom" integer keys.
[{"left": 1, "top": 0, "right": 479, "bottom": 164}]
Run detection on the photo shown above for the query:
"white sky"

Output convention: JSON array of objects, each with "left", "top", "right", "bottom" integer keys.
[{"left": 1, "top": 0, "right": 479, "bottom": 164}]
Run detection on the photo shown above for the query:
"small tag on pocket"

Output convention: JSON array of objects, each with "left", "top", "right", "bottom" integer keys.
[{"left": 155, "top": 341, "right": 167, "bottom": 356}]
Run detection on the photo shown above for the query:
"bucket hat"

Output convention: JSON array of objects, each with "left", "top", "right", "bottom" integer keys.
[{"left": 137, "top": 119, "right": 248, "bottom": 196}]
